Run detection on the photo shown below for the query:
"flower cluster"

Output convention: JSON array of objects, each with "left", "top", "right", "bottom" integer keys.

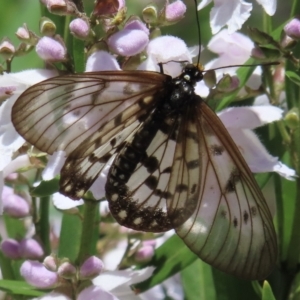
[{"left": 0, "top": 0, "right": 299, "bottom": 299}]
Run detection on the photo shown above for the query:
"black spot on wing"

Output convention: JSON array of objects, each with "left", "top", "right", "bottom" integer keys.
[
  {"left": 162, "top": 166, "right": 172, "bottom": 173},
  {"left": 176, "top": 184, "right": 188, "bottom": 193},
  {"left": 187, "top": 159, "right": 199, "bottom": 169},
  {"left": 143, "top": 156, "right": 159, "bottom": 173},
  {"left": 243, "top": 210, "right": 249, "bottom": 224},
  {"left": 233, "top": 217, "right": 238, "bottom": 227},
  {"left": 114, "top": 113, "right": 123, "bottom": 126},
  {"left": 225, "top": 169, "right": 240, "bottom": 193},
  {"left": 210, "top": 144, "right": 224, "bottom": 156},
  {"left": 191, "top": 183, "right": 197, "bottom": 194},
  {"left": 145, "top": 175, "right": 158, "bottom": 190},
  {"left": 251, "top": 206, "right": 257, "bottom": 216}
]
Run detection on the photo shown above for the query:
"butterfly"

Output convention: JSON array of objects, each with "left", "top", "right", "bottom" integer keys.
[{"left": 11, "top": 62, "right": 277, "bottom": 280}]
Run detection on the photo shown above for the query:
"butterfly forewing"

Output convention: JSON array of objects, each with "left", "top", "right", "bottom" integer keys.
[
  {"left": 12, "top": 71, "right": 165, "bottom": 155},
  {"left": 174, "top": 101, "right": 277, "bottom": 280}
]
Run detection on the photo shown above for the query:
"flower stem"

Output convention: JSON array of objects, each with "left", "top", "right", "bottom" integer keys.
[
  {"left": 39, "top": 196, "right": 51, "bottom": 255},
  {"left": 76, "top": 200, "right": 99, "bottom": 264},
  {"left": 286, "top": 124, "right": 300, "bottom": 271}
]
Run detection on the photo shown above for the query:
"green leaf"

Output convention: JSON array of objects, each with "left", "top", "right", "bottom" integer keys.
[
  {"left": 286, "top": 71, "right": 300, "bottom": 87},
  {"left": 212, "top": 269, "right": 260, "bottom": 300},
  {"left": 0, "top": 280, "right": 45, "bottom": 296},
  {"left": 181, "top": 259, "right": 216, "bottom": 300},
  {"left": 58, "top": 213, "right": 82, "bottom": 261},
  {"left": 31, "top": 178, "right": 59, "bottom": 197},
  {"left": 262, "top": 281, "right": 276, "bottom": 300},
  {"left": 133, "top": 234, "right": 197, "bottom": 292},
  {"left": 73, "top": 38, "right": 85, "bottom": 72}
]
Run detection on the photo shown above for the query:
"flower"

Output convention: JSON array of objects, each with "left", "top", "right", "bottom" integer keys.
[
  {"left": 2, "top": 186, "right": 30, "bottom": 217},
  {"left": 108, "top": 19, "right": 149, "bottom": 56},
  {"left": 36, "top": 36, "right": 66, "bottom": 61},
  {"left": 20, "top": 260, "right": 58, "bottom": 288},
  {"left": 218, "top": 106, "right": 295, "bottom": 180},
  {"left": 198, "top": 0, "right": 277, "bottom": 34}
]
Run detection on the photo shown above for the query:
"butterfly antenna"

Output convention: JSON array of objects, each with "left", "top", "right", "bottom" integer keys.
[{"left": 194, "top": 0, "right": 201, "bottom": 66}]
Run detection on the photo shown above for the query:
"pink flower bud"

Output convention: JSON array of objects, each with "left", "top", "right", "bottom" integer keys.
[
  {"left": 124, "top": 19, "right": 149, "bottom": 35},
  {"left": 57, "top": 261, "right": 76, "bottom": 279},
  {"left": 19, "top": 239, "right": 44, "bottom": 259},
  {"left": 108, "top": 24, "right": 149, "bottom": 56},
  {"left": 2, "top": 186, "right": 30, "bottom": 218},
  {"left": 165, "top": 0, "right": 186, "bottom": 22},
  {"left": 93, "top": 0, "right": 124, "bottom": 16},
  {"left": 284, "top": 18, "right": 300, "bottom": 40},
  {"left": 36, "top": 36, "right": 66, "bottom": 61},
  {"left": 1, "top": 239, "right": 21, "bottom": 259},
  {"left": 16, "top": 25, "right": 30, "bottom": 41},
  {"left": 79, "top": 256, "right": 104, "bottom": 279},
  {"left": 44, "top": 256, "right": 58, "bottom": 272},
  {"left": 0, "top": 86, "right": 16, "bottom": 102},
  {"left": 47, "top": 0, "right": 78, "bottom": 16},
  {"left": 135, "top": 241, "right": 155, "bottom": 263},
  {"left": 20, "top": 260, "right": 58, "bottom": 288},
  {"left": 0, "top": 39, "right": 15, "bottom": 60},
  {"left": 69, "top": 18, "right": 90, "bottom": 39}
]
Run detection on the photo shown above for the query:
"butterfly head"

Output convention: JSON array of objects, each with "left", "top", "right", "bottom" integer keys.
[{"left": 181, "top": 64, "right": 204, "bottom": 86}]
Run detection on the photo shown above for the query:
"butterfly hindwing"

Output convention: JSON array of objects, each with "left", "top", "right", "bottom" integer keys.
[{"left": 174, "top": 101, "right": 277, "bottom": 280}]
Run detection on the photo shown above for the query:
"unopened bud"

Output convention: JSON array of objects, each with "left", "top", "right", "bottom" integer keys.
[
  {"left": 93, "top": 0, "right": 123, "bottom": 16},
  {"left": 251, "top": 46, "right": 281, "bottom": 62},
  {"left": 20, "top": 260, "right": 58, "bottom": 288},
  {"left": 47, "top": 0, "right": 79, "bottom": 16},
  {"left": 0, "top": 38, "right": 15, "bottom": 60},
  {"left": 79, "top": 256, "right": 104, "bottom": 279},
  {"left": 2, "top": 186, "right": 30, "bottom": 218},
  {"left": 44, "top": 255, "right": 58, "bottom": 272},
  {"left": 284, "top": 18, "right": 300, "bottom": 40},
  {"left": 285, "top": 108, "right": 299, "bottom": 129},
  {"left": 40, "top": 17, "right": 56, "bottom": 36},
  {"left": 0, "top": 86, "right": 16, "bottom": 102},
  {"left": 36, "top": 36, "right": 67, "bottom": 61},
  {"left": 57, "top": 261, "right": 76, "bottom": 279},
  {"left": 1, "top": 239, "right": 21, "bottom": 260},
  {"left": 69, "top": 18, "right": 90, "bottom": 39},
  {"left": 142, "top": 5, "right": 158, "bottom": 24},
  {"left": 216, "top": 74, "right": 239, "bottom": 93},
  {"left": 165, "top": 0, "right": 186, "bottom": 23},
  {"left": 19, "top": 239, "right": 44, "bottom": 259}
]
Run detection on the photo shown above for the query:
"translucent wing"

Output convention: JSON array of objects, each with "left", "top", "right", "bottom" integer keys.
[
  {"left": 105, "top": 92, "right": 276, "bottom": 279},
  {"left": 174, "top": 101, "right": 277, "bottom": 280},
  {"left": 12, "top": 71, "right": 167, "bottom": 199},
  {"left": 12, "top": 71, "right": 166, "bottom": 155},
  {"left": 105, "top": 95, "right": 204, "bottom": 232}
]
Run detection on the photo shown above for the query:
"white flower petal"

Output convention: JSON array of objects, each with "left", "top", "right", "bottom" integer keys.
[
  {"left": 93, "top": 267, "right": 155, "bottom": 292},
  {"left": 256, "top": 0, "right": 276, "bottom": 15},
  {"left": 86, "top": 51, "right": 121, "bottom": 72},
  {"left": 218, "top": 106, "right": 283, "bottom": 129},
  {"left": 52, "top": 192, "right": 84, "bottom": 210},
  {"left": 197, "top": 0, "right": 212, "bottom": 10},
  {"left": 78, "top": 285, "right": 119, "bottom": 300},
  {"left": 42, "top": 151, "right": 66, "bottom": 180},
  {"left": 227, "top": 128, "right": 295, "bottom": 179},
  {"left": 210, "top": 0, "right": 252, "bottom": 34}
]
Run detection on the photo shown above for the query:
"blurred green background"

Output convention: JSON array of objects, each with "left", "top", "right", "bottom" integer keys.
[{"left": 0, "top": 0, "right": 292, "bottom": 72}]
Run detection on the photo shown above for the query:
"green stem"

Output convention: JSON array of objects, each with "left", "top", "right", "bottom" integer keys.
[
  {"left": 40, "top": 196, "right": 51, "bottom": 255},
  {"left": 286, "top": 125, "right": 300, "bottom": 271},
  {"left": 76, "top": 201, "right": 98, "bottom": 264}
]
